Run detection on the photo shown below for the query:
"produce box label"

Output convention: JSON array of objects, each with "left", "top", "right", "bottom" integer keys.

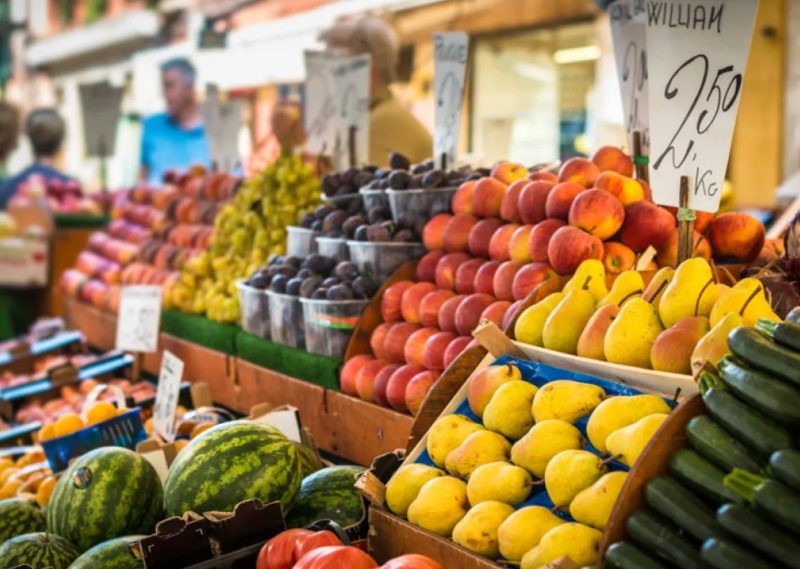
[
  {"left": 433, "top": 31, "right": 469, "bottom": 169},
  {"left": 153, "top": 350, "right": 184, "bottom": 442},
  {"left": 0, "top": 237, "right": 48, "bottom": 287},
  {"left": 331, "top": 53, "right": 371, "bottom": 169},
  {"left": 646, "top": 0, "right": 758, "bottom": 212},
  {"left": 304, "top": 50, "right": 337, "bottom": 157},
  {"left": 116, "top": 285, "right": 162, "bottom": 353}
]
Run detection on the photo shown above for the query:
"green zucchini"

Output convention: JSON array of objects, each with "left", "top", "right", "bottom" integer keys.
[
  {"left": 669, "top": 449, "right": 743, "bottom": 505},
  {"left": 756, "top": 318, "right": 800, "bottom": 353},
  {"left": 717, "top": 355, "right": 800, "bottom": 426},
  {"left": 701, "top": 538, "right": 779, "bottom": 569},
  {"left": 644, "top": 476, "right": 723, "bottom": 541},
  {"left": 786, "top": 307, "right": 800, "bottom": 325},
  {"left": 725, "top": 468, "right": 800, "bottom": 534},
  {"left": 728, "top": 326, "right": 800, "bottom": 388},
  {"left": 717, "top": 503, "right": 800, "bottom": 568},
  {"left": 604, "top": 541, "right": 670, "bottom": 569},
  {"left": 625, "top": 509, "right": 702, "bottom": 569},
  {"left": 685, "top": 415, "right": 763, "bottom": 473},
  {"left": 769, "top": 449, "right": 800, "bottom": 491}
]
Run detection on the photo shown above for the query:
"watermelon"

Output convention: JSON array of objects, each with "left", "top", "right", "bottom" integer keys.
[
  {"left": 68, "top": 535, "right": 146, "bottom": 569},
  {"left": 0, "top": 499, "right": 46, "bottom": 542},
  {"left": 0, "top": 532, "right": 79, "bottom": 569},
  {"left": 46, "top": 447, "right": 163, "bottom": 552},
  {"left": 292, "top": 442, "right": 324, "bottom": 478},
  {"left": 287, "top": 465, "right": 365, "bottom": 528},
  {"left": 163, "top": 421, "right": 302, "bottom": 517}
]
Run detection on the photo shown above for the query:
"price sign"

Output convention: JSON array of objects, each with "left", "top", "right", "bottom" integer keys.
[
  {"left": 433, "top": 32, "right": 469, "bottom": 169},
  {"left": 646, "top": 0, "right": 758, "bottom": 212},
  {"left": 153, "top": 350, "right": 184, "bottom": 443},
  {"left": 610, "top": 0, "right": 650, "bottom": 154},
  {"left": 331, "top": 54, "right": 371, "bottom": 169},
  {"left": 304, "top": 51, "right": 337, "bottom": 157},
  {"left": 115, "top": 285, "right": 162, "bottom": 353}
]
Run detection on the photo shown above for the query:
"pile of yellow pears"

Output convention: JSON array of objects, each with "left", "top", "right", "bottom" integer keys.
[
  {"left": 384, "top": 363, "right": 671, "bottom": 566},
  {"left": 514, "top": 257, "right": 780, "bottom": 375}
]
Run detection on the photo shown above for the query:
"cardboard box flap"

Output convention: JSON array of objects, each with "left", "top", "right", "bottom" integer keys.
[
  {"left": 141, "top": 513, "right": 212, "bottom": 569},
  {"left": 47, "top": 362, "right": 78, "bottom": 387},
  {"left": 357, "top": 451, "right": 404, "bottom": 507},
  {"left": 203, "top": 499, "right": 285, "bottom": 554}
]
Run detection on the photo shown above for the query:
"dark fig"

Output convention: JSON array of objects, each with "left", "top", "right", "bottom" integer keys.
[
  {"left": 299, "top": 212, "right": 316, "bottom": 228},
  {"left": 367, "top": 224, "right": 393, "bottom": 242},
  {"left": 410, "top": 174, "right": 425, "bottom": 188},
  {"left": 270, "top": 274, "right": 289, "bottom": 293},
  {"left": 286, "top": 278, "right": 303, "bottom": 296},
  {"left": 311, "top": 287, "right": 329, "bottom": 299},
  {"left": 322, "top": 210, "right": 348, "bottom": 234},
  {"left": 342, "top": 215, "right": 366, "bottom": 239},
  {"left": 315, "top": 203, "right": 334, "bottom": 218},
  {"left": 334, "top": 261, "right": 359, "bottom": 282},
  {"left": 353, "top": 171, "right": 375, "bottom": 189},
  {"left": 374, "top": 168, "right": 390, "bottom": 179},
  {"left": 352, "top": 276, "right": 377, "bottom": 298},
  {"left": 296, "top": 268, "right": 313, "bottom": 280},
  {"left": 367, "top": 207, "right": 390, "bottom": 224},
  {"left": 284, "top": 256, "right": 302, "bottom": 268},
  {"left": 327, "top": 284, "right": 355, "bottom": 300},
  {"left": 422, "top": 169, "right": 446, "bottom": 189},
  {"left": 354, "top": 225, "right": 369, "bottom": 242},
  {"left": 393, "top": 229, "right": 416, "bottom": 242},
  {"left": 388, "top": 170, "right": 412, "bottom": 190},
  {"left": 363, "top": 164, "right": 379, "bottom": 173},
  {"left": 248, "top": 272, "right": 271, "bottom": 290},
  {"left": 322, "top": 276, "right": 340, "bottom": 287},
  {"left": 389, "top": 152, "right": 411, "bottom": 171},
  {"left": 299, "top": 276, "right": 324, "bottom": 298}
]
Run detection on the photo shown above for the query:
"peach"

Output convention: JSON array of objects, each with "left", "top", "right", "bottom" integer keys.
[
  {"left": 568, "top": 189, "right": 625, "bottom": 240},
  {"left": 472, "top": 177, "right": 507, "bottom": 218},
  {"left": 509, "top": 225, "right": 534, "bottom": 262},
  {"left": 373, "top": 363, "right": 401, "bottom": 407},
  {"left": 455, "top": 258, "right": 485, "bottom": 295},
  {"left": 595, "top": 171, "right": 645, "bottom": 206},
  {"left": 416, "top": 250, "right": 447, "bottom": 283},
  {"left": 443, "top": 336, "right": 474, "bottom": 368},
  {"left": 603, "top": 241, "right": 636, "bottom": 273},
  {"left": 443, "top": 214, "right": 479, "bottom": 253},
  {"left": 473, "top": 260, "right": 501, "bottom": 295},
  {"left": 340, "top": 354, "right": 374, "bottom": 395},
  {"left": 558, "top": 157, "right": 600, "bottom": 188},
  {"left": 518, "top": 181, "right": 555, "bottom": 225},
  {"left": 528, "top": 219, "right": 566, "bottom": 263},
  {"left": 502, "top": 300, "right": 525, "bottom": 331},
  {"left": 455, "top": 293, "right": 496, "bottom": 336},
  {"left": 386, "top": 364, "right": 426, "bottom": 412},
  {"left": 545, "top": 182, "right": 584, "bottom": 220},
  {"left": 423, "top": 331, "right": 458, "bottom": 371},
  {"left": 493, "top": 260, "right": 525, "bottom": 301},
  {"left": 419, "top": 289, "right": 456, "bottom": 327},
  {"left": 657, "top": 229, "right": 711, "bottom": 268},
  {"left": 422, "top": 214, "right": 452, "bottom": 251},
  {"left": 380, "top": 281, "right": 414, "bottom": 322},
  {"left": 369, "top": 322, "right": 393, "bottom": 359},
  {"left": 528, "top": 170, "right": 559, "bottom": 184},
  {"left": 401, "top": 282, "right": 438, "bottom": 324},
  {"left": 384, "top": 322, "right": 421, "bottom": 363},
  {"left": 512, "top": 262, "right": 557, "bottom": 301},
  {"left": 591, "top": 146, "right": 633, "bottom": 176},
  {"left": 405, "top": 370, "right": 439, "bottom": 416},
  {"left": 491, "top": 161, "right": 528, "bottom": 185},
  {"left": 452, "top": 180, "right": 476, "bottom": 215},
  {"left": 404, "top": 327, "right": 440, "bottom": 367},
  {"left": 619, "top": 201, "right": 676, "bottom": 252},
  {"left": 355, "top": 358, "right": 391, "bottom": 402},
  {"left": 547, "top": 226, "right": 605, "bottom": 275},
  {"left": 708, "top": 212, "right": 765, "bottom": 263},
  {"left": 469, "top": 217, "right": 504, "bottom": 258},
  {"left": 439, "top": 295, "right": 467, "bottom": 332},
  {"left": 488, "top": 223, "right": 519, "bottom": 262},
  {"left": 435, "top": 252, "right": 471, "bottom": 290},
  {"left": 499, "top": 179, "right": 529, "bottom": 222},
  {"left": 481, "top": 300, "right": 512, "bottom": 327}
]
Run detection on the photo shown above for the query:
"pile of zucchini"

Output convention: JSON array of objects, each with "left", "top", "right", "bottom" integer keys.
[{"left": 605, "top": 315, "right": 800, "bottom": 569}]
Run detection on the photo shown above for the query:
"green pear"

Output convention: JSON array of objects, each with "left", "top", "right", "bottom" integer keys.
[
  {"left": 542, "top": 290, "right": 597, "bottom": 354},
  {"left": 445, "top": 430, "right": 512, "bottom": 479},
  {"left": 520, "top": 523, "right": 603, "bottom": 568},
  {"left": 497, "top": 506, "right": 565, "bottom": 562},
  {"left": 531, "top": 380, "right": 606, "bottom": 423},
  {"left": 426, "top": 414, "right": 484, "bottom": 468},
  {"left": 407, "top": 476, "right": 468, "bottom": 537},
  {"left": 514, "top": 293, "right": 564, "bottom": 346},
  {"left": 604, "top": 297, "right": 664, "bottom": 368},
  {"left": 586, "top": 395, "right": 671, "bottom": 453},
  {"left": 658, "top": 257, "right": 718, "bottom": 328},
  {"left": 544, "top": 450, "right": 607, "bottom": 508},
  {"left": 452, "top": 501, "right": 515, "bottom": 558},
  {"left": 569, "top": 471, "right": 628, "bottom": 529},
  {"left": 511, "top": 420, "right": 584, "bottom": 478},
  {"left": 385, "top": 463, "right": 445, "bottom": 517},
  {"left": 467, "top": 461, "right": 533, "bottom": 507},
  {"left": 606, "top": 413, "right": 669, "bottom": 466},
  {"left": 483, "top": 380, "right": 538, "bottom": 439}
]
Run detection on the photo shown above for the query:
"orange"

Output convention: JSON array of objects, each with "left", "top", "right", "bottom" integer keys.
[
  {"left": 86, "top": 401, "right": 118, "bottom": 425},
  {"left": 54, "top": 413, "right": 84, "bottom": 438},
  {"left": 0, "top": 479, "right": 23, "bottom": 499},
  {"left": 144, "top": 418, "right": 154, "bottom": 435},
  {"left": 15, "top": 449, "right": 45, "bottom": 467},
  {"left": 190, "top": 422, "right": 214, "bottom": 440},
  {"left": 0, "top": 467, "right": 19, "bottom": 485},
  {"left": 174, "top": 439, "right": 189, "bottom": 453},
  {"left": 0, "top": 458, "right": 14, "bottom": 473},
  {"left": 36, "top": 476, "right": 56, "bottom": 506},
  {"left": 38, "top": 423, "right": 56, "bottom": 442}
]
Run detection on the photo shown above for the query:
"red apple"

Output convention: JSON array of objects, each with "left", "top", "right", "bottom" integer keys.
[
  {"left": 469, "top": 217, "right": 504, "bottom": 258},
  {"left": 443, "top": 214, "right": 479, "bottom": 253},
  {"left": 369, "top": 322, "right": 392, "bottom": 359},
  {"left": 501, "top": 300, "right": 525, "bottom": 331},
  {"left": 384, "top": 322, "right": 421, "bottom": 363},
  {"left": 591, "top": 146, "right": 634, "bottom": 176},
  {"left": 454, "top": 258, "right": 485, "bottom": 295},
  {"left": 380, "top": 281, "right": 414, "bottom": 322},
  {"left": 528, "top": 218, "right": 566, "bottom": 263},
  {"left": 491, "top": 161, "right": 528, "bottom": 185},
  {"left": 386, "top": 364, "right": 426, "bottom": 412},
  {"left": 355, "top": 358, "right": 391, "bottom": 402},
  {"left": 340, "top": 355, "right": 373, "bottom": 395},
  {"left": 423, "top": 331, "right": 458, "bottom": 371},
  {"left": 547, "top": 226, "right": 605, "bottom": 275},
  {"left": 474, "top": 260, "right": 501, "bottom": 295},
  {"left": 558, "top": 157, "right": 600, "bottom": 188},
  {"left": 472, "top": 177, "right": 508, "bottom": 218},
  {"left": 405, "top": 370, "right": 439, "bottom": 416},
  {"left": 435, "top": 252, "right": 471, "bottom": 290},
  {"left": 499, "top": 179, "right": 529, "bottom": 222},
  {"left": 422, "top": 214, "right": 452, "bottom": 251},
  {"left": 512, "top": 262, "right": 557, "bottom": 300},
  {"left": 488, "top": 224, "right": 519, "bottom": 262},
  {"left": 545, "top": 182, "right": 585, "bottom": 220},
  {"left": 443, "top": 336, "right": 473, "bottom": 368},
  {"left": 416, "top": 250, "right": 447, "bottom": 283},
  {"left": 518, "top": 181, "right": 555, "bottom": 225},
  {"left": 373, "top": 363, "right": 401, "bottom": 407},
  {"left": 452, "top": 180, "right": 476, "bottom": 215},
  {"left": 455, "top": 294, "right": 496, "bottom": 336},
  {"left": 618, "top": 201, "right": 676, "bottom": 252},
  {"left": 568, "top": 189, "right": 625, "bottom": 240},
  {"left": 439, "top": 295, "right": 466, "bottom": 333},
  {"left": 419, "top": 289, "right": 456, "bottom": 327},
  {"left": 404, "top": 327, "right": 440, "bottom": 367},
  {"left": 493, "top": 260, "right": 525, "bottom": 301},
  {"left": 708, "top": 212, "right": 765, "bottom": 263},
  {"left": 401, "top": 282, "right": 438, "bottom": 324},
  {"left": 481, "top": 300, "right": 512, "bottom": 327}
]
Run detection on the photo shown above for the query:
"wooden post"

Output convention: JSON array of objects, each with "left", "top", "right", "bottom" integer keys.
[
  {"left": 439, "top": 152, "right": 448, "bottom": 172},
  {"left": 633, "top": 131, "right": 649, "bottom": 184},
  {"left": 676, "top": 176, "right": 694, "bottom": 265},
  {"left": 348, "top": 125, "right": 357, "bottom": 169},
  {"left": 131, "top": 352, "right": 143, "bottom": 381}
]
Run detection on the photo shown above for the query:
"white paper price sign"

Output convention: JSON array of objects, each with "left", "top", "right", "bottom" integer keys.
[
  {"left": 610, "top": 0, "right": 650, "bottom": 154},
  {"left": 115, "top": 285, "right": 162, "bottom": 353},
  {"left": 331, "top": 54, "right": 371, "bottom": 169},
  {"left": 646, "top": 0, "right": 758, "bottom": 212},
  {"left": 153, "top": 350, "right": 184, "bottom": 442},
  {"left": 304, "top": 51, "right": 337, "bottom": 157},
  {"left": 433, "top": 32, "right": 469, "bottom": 169}
]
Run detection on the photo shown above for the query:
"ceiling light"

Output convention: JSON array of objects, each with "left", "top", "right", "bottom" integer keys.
[{"left": 553, "top": 45, "right": 601, "bottom": 64}]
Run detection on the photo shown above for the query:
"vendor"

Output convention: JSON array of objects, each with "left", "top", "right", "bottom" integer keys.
[{"left": 140, "top": 58, "right": 211, "bottom": 186}]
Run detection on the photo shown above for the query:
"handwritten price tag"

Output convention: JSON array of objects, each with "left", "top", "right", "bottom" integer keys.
[
  {"left": 304, "top": 51, "right": 337, "bottom": 157},
  {"left": 153, "top": 350, "right": 184, "bottom": 443},
  {"left": 646, "top": 0, "right": 758, "bottom": 212},
  {"left": 115, "top": 285, "right": 161, "bottom": 353},
  {"left": 610, "top": 0, "right": 650, "bottom": 154},
  {"left": 433, "top": 32, "right": 469, "bottom": 169},
  {"left": 331, "top": 54, "right": 371, "bottom": 169}
]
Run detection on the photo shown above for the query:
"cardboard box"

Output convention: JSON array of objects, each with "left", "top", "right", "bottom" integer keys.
[{"left": 0, "top": 236, "right": 49, "bottom": 287}]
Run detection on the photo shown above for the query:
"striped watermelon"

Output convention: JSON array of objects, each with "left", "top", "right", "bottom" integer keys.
[
  {"left": 46, "top": 447, "right": 163, "bottom": 551},
  {"left": 0, "top": 532, "right": 79, "bottom": 569},
  {"left": 163, "top": 421, "right": 302, "bottom": 517},
  {"left": 292, "top": 442, "right": 324, "bottom": 478},
  {"left": 68, "top": 535, "right": 145, "bottom": 569},
  {"left": 0, "top": 498, "right": 46, "bottom": 542},
  {"left": 287, "top": 465, "right": 365, "bottom": 528}
]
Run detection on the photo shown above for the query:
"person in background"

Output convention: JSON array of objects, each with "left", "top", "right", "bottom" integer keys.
[
  {"left": 140, "top": 57, "right": 211, "bottom": 186},
  {"left": 0, "top": 102, "right": 20, "bottom": 184}
]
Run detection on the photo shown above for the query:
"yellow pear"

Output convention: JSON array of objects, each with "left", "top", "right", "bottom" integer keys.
[
  {"left": 606, "top": 413, "right": 669, "bottom": 466},
  {"left": 467, "top": 462, "right": 533, "bottom": 507},
  {"left": 544, "top": 450, "right": 608, "bottom": 508},
  {"left": 498, "top": 506, "right": 565, "bottom": 562},
  {"left": 445, "top": 430, "right": 511, "bottom": 479},
  {"left": 483, "top": 381, "right": 538, "bottom": 439},
  {"left": 598, "top": 270, "right": 645, "bottom": 307},
  {"left": 709, "top": 278, "right": 780, "bottom": 327},
  {"left": 407, "top": 476, "right": 468, "bottom": 536},
  {"left": 511, "top": 419, "right": 584, "bottom": 478},
  {"left": 658, "top": 258, "right": 718, "bottom": 328},
  {"left": 569, "top": 471, "right": 628, "bottom": 529},
  {"left": 642, "top": 266, "right": 674, "bottom": 306},
  {"left": 586, "top": 395, "right": 671, "bottom": 453},
  {"left": 426, "top": 415, "right": 484, "bottom": 468},
  {"left": 452, "top": 501, "right": 515, "bottom": 558},
  {"left": 385, "top": 464, "right": 444, "bottom": 517},
  {"left": 514, "top": 293, "right": 564, "bottom": 346},
  {"left": 520, "top": 523, "right": 603, "bottom": 568},
  {"left": 467, "top": 363, "right": 522, "bottom": 418},
  {"left": 542, "top": 290, "right": 597, "bottom": 354},
  {"left": 604, "top": 297, "right": 664, "bottom": 368},
  {"left": 690, "top": 312, "right": 743, "bottom": 375},
  {"left": 531, "top": 380, "right": 606, "bottom": 423},
  {"left": 577, "top": 304, "right": 620, "bottom": 361},
  {"left": 562, "top": 259, "right": 608, "bottom": 301}
]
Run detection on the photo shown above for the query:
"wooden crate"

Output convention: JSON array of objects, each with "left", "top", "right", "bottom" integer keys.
[{"left": 63, "top": 297, "right": 117, "bottom": 352}]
